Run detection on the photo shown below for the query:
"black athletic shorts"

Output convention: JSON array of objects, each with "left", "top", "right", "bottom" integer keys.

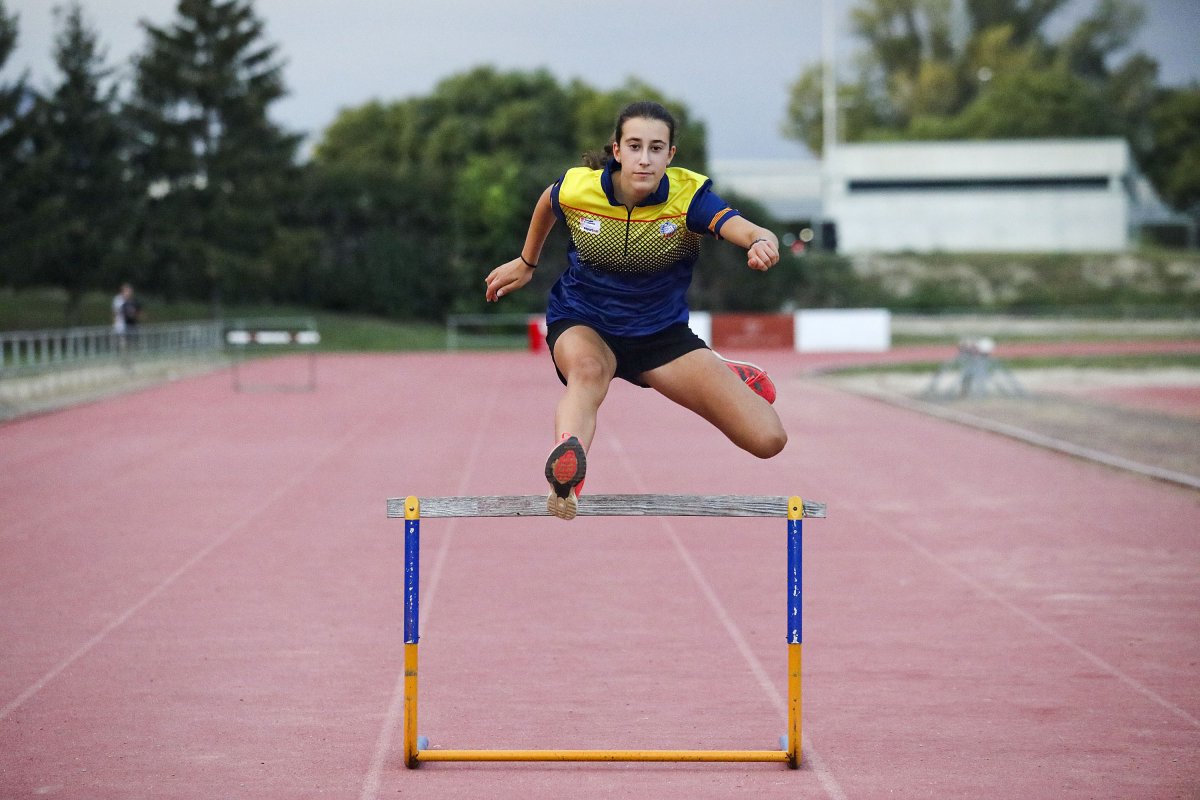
[{"left": 545, "top": 319, "right": 709, "bottom": 387}]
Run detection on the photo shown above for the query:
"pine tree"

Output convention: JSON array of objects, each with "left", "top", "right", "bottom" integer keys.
[
  {"left": 0, "top": 0, "right": 36, "bottom": 287},
  {"left": 0, "top": 0, "right": 24, "bottom": 169},
  {"left": 20, "top": 3, "right": 129, "bottom": 322},
  {"left": 126, "top": 0, "right": 301, "bottom": 305}
]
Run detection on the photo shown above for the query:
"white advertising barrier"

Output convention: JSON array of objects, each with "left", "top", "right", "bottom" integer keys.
[
  {"left": 688, "top": 311, "right": 713, "bottom": 346},
  {"left": 794, "top": 309, "right": 891, "bottom": 352}
]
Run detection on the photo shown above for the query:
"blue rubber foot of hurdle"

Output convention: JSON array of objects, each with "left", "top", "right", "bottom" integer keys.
[
  {"left": 417, "top": 736, "right": 429, "bottom": 750},
  {"left": 779, "top": 735, "right": 788, "bottom": 751}
]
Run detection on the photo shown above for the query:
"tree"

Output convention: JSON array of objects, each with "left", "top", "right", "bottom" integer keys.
[
  {"left": 125, "top": 0, "right": 301, "bottom": 306},
  {"left": 0, "top": 0, "right": 36, "bottom": 287},
  {"left": 311, "top": 68, "right": 575, "bottom": 319},
  {"left": 311, "top": 70, "right": 708, "bottom": 320},
  {"left": 1143, "top": 84, "right": 1200, "bottom": 218},
  {"left": 784, "top": 0, "right": 1156, "bottom": 153},
  {"left": 18, "top": 3, "right": 129, "bottom": 322},
  {"left": 0, "top": 0, "right": 24, "bottom": 175}
]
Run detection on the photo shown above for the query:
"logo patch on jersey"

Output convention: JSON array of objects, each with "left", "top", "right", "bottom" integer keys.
[
  {"left": 580, "top": 218, "right": 601, "bottom": 235},
  {"left": 659, "top": 221, "right": 678, "bottom": 236}
]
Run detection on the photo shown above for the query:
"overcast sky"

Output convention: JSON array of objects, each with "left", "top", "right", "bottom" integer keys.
[{"left": 4, "top": 0, "right": 1198, "bottom": 161}]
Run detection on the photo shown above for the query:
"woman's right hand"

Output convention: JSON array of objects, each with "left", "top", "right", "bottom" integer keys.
[{"left": 484, "top": 258, "right": 535, "bottom": 302}]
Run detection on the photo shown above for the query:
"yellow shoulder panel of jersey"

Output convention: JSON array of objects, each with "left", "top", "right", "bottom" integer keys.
[
  {"left": 558, "top": 166, "right": 611, "bottom": 216},
  {"left": 558, "top": 165, "right": 708, "bottom": 221}
]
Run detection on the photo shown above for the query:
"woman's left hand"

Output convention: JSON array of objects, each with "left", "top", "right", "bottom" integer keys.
[
  {"left": 485, "top": 258, "right": 535, "bottom": 302},
  {"left": 747, "top": 237, "right": 779, "bottom": 271}
]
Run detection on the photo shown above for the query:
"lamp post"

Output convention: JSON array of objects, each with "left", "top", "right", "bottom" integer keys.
[
  {"left": 822, "top": 0, "right": 838, "bottom": 160},
  {"left": 820, "top": 0, "right": 839, "bottom": 252}
]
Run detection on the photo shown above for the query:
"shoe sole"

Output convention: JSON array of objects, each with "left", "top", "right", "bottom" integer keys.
[
  {"left": 545, "top": 437, "right": 586, "bottom": 520},
  {"left": 547, "top": 489, "right": 578, "bottom": 520}
]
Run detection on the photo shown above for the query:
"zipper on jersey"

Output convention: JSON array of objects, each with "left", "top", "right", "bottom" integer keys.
[{"left": 622, "top": 206, "right": 633, "bottom": 268}]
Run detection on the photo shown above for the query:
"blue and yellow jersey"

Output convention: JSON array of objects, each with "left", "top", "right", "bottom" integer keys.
[{"left": 546, "top": 160, "right": 739, "bottom": 337}]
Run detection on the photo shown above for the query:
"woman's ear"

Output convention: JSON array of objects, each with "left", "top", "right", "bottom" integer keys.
[
  {"left": 611, "top": 141, "right": 621, "bottom": 164},
  {"left": 667, "top": 145, "right": 676, "bottom": 165}
]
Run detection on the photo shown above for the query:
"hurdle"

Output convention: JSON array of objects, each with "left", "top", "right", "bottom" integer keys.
[
  {"left": 386, "top": 493, "right": 826, "bottom": 769},
  {"left": 224, "top": 317, "right": 320, "bottom": 392}
]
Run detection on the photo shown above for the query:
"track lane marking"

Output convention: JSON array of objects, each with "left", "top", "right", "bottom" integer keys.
[
  {"left": 859, "top": 506, "right": 1200, "bottom": 729},
  {"left": 0, "top": 413, "right": 386, "bottom": 723},
  {"left": 609, "top": 433, "right": 849, "bottom": 800},
  {"left": 358, "top": 384, "right": 499, "bottom": 800},
  {"left": 857, "top": 389, "right": 1200, "bottom": 491}
]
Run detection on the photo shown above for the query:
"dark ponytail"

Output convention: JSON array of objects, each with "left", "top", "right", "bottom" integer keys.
[
  {"left": 581, "top": 143, "right": 614, "bottom": 170},
  {"left": 582, "top": 100, "right": 677, "bottom": 169}
]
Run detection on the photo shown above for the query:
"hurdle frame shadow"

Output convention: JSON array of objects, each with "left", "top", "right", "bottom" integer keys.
[{"left": 385, "top": 493, "right": 826, "bottom": 769}]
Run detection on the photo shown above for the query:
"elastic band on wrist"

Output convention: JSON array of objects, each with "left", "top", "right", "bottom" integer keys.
[{"left": 519, "top": 254, "right": 537, "bottom": 269}]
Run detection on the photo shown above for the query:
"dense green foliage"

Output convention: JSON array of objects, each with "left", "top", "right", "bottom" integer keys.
[
  {"left": 302, "top": 70, "right": 728, "bottom": 320},
  {"left": 1, "top": 0, "right": 1197, "bottom": 331},
  {"left": 8, "top": 246, "right": 1197, "bottom": 335},
  {"left": 1143, "top": 85, "right": 1200, "bottom": 216},
  {"left": 0, "top": 1, "right": 32, "bottom": 296},
  {"left": 1, "top": 0, "right": 304, "bottom": 317},
  {"left": 1, "top": 1, "right": 810, "bottom": 321}
]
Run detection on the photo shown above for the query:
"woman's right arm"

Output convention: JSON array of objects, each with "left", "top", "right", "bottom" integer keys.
[{"left": 485, "top": 185, "right": 556, "bottom": 302}]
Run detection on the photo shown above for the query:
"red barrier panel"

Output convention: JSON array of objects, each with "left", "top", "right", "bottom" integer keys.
[
  {"left": 711, "top": 314, "right": 795, "bottom": 349},
  {"left": 528, "top": 316, "right": 547, "bottom": 352}
]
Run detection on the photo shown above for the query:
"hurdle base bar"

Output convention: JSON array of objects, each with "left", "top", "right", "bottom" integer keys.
[{"left": 411, "top": 747, "right": 792, "bottom": 764}]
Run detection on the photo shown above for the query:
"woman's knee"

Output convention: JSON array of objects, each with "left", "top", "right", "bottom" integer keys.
[
  {"left": 565, "top": 354, "right": 612, "bottom": 388},
  {"left": 747, "top": 426, "right": 788, "bottom": 459}
]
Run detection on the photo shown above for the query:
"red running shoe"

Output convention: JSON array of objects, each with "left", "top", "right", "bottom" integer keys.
[
  {"left": 716, "top": 353, "right": 777, "bottom": 404},
  {"left": 545, "top": 435, "right": 587, "bottom": 520}
]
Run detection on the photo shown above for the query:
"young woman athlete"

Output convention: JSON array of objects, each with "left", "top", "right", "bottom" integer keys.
[{"left": 485, "top": 101, "right": 787, "bottom": 520}]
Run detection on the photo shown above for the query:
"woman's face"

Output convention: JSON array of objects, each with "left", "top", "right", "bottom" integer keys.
[{"left": 613, "top": 117, "right": 675, "bottom": 195}]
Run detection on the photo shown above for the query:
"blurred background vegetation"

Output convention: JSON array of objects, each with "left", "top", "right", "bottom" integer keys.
[{"left": 1, "top": 0, "right": 1197, "bottom": 331}]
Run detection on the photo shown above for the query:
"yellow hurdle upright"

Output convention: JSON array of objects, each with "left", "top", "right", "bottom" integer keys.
[{"left": 389, "top": 493, "right": 824, "bottom": 770}]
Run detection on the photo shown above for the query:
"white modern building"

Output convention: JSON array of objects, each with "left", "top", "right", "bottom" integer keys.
[
  {"left": 825, "top": 139, "right": 1133, "bottom": 253},
  {"left": 712, "top": 138, "right": 1182, "bottom": 254}
]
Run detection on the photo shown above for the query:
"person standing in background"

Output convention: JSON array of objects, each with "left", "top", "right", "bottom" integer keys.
[{"left": 112, "top": 283, "right": 141, "bottom": 362}]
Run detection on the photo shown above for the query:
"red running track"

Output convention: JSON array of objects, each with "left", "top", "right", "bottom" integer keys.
[{"left": 1, "top": 350, "right": 1197, "bottom": 799}]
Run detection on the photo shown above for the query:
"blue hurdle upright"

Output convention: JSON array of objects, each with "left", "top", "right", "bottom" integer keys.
[{"left": 386, "top": 493, "right": 826, "bottom": 769}]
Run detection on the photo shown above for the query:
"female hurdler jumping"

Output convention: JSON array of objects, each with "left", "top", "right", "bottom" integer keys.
[{"left": 485, "top": 101, "right": 787, "bottom": 520}]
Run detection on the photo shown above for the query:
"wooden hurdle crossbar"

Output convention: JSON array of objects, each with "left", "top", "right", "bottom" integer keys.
[{"left": 385, "top": 493, "right": 826, "bottom": 769}]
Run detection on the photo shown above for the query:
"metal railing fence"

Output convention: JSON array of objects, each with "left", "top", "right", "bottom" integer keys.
[{"left": 0, "top": 321, "right": 224, "bottom": 377}]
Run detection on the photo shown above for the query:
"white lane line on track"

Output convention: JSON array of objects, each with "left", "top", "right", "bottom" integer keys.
[
  {"left": 358, "top": 384, "right": 499, "bottom": 800},
  {"left": 609, "top": 434, "right": 849, "bottom": 800},
  {"left": 860, "top": 506, "right": 1200, "bottom": 730},
  {"left": 868, "top": 390, "right": 1200, "bottom": 491},
  {"left": 0, "top": 413, "right": 385, "bottom": 724},
  {"left": 836, "top": 386, "right": 1200, "bottom": 727}
]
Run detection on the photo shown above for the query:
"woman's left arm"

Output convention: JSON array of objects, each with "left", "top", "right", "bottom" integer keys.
[{"left": 720, "top": 216, "right": 780, "bottom": 272}]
